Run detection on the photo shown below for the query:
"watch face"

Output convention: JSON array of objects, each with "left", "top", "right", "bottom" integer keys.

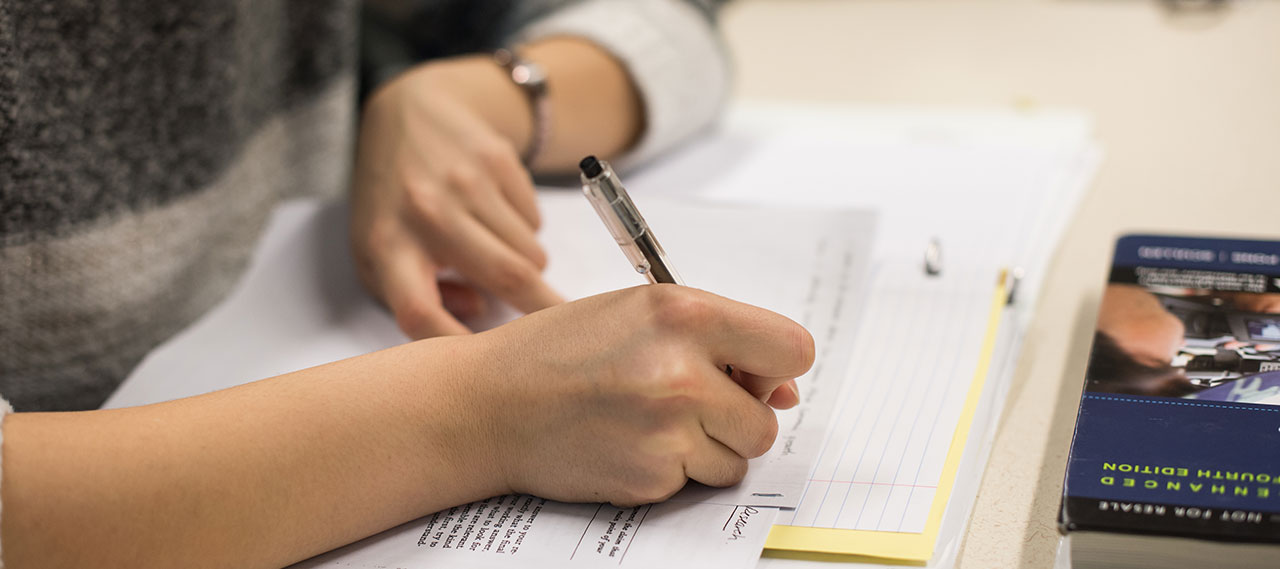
[{"left": 512, "top": 63, "right": 547, "bottom": 87}]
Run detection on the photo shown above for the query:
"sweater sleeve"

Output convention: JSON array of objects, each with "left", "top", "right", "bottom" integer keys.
[{"left": 509, "top": 0, "right": 730, "bottom": 168}]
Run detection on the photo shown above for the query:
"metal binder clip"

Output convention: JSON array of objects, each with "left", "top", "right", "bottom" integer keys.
[
  {"left": 1006, "top": 267, "right": 1025, "bottom": 306},
  {"left": 924, "top": 238, "right": 943, "bottom": 277}
]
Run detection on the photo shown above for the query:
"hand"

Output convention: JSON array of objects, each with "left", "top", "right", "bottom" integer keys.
[
  {"left": 351, "top": 59, "right": 563, "bottom": 339},
  {"left": 458, "top": 285, "right": 813, "bottom": 506}
]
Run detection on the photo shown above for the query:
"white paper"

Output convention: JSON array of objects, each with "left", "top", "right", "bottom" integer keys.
[
  {"left": 627, "top": 102, "right": 1099, "bottom": 312},
  {"left": 291, "top": 497, "right": 778, "bottom": 569}
]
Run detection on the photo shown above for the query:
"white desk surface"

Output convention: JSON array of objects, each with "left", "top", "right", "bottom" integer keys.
[{"left": 720, "top": 1, "right": 1280, "bottom": 567}]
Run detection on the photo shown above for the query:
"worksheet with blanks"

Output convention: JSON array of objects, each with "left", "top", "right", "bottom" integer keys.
[
  {"left": 107, "top": 196, "right": 876, "bottom": 568},
  {"left": 290, "top": 497, "right": 778, "bottom": 569}
]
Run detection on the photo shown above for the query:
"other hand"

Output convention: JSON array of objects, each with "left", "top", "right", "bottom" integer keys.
[{"left": 351, "top": 59, "right": 563, "bottom": 339}]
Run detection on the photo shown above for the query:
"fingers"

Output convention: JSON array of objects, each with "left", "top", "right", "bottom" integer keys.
[
  {"left": 375, "top": 238, "right": 471, "bottom": 339},
  {"left": 646, "top": 286, "right": 816, "bottom": 380},
  {"left": 437, "top": 214, "right": 565, "bottom": 314},
  {"left": 400, "top": 160, "right": 559, "bottom": 316},
  {"left": 732, "top": 369, "right": 803, "bottom": 409},
  {"left": 463, "top": 175, "right": 548, "bottom": 270},
  {"left": 683, "top": 434, "right": 749, "bottom": 488},
  {"left": 697, "top": 366, "right": 781, "bottom": 459},
  {"left": 482, "top": 146, "right": 541, "bottom": 230},
  {"left": 709, "top": 305, "right": 816, "bottom": 381},
  {"left": 764, "top": 378, "right": 801, "bottom": 410}
]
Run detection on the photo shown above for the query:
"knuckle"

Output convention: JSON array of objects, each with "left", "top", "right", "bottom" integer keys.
[
  {"left": 719, "top": 457, "right": 749, "bottom": 486},
  {"left": 613, "top": 488, "right": 653, "bottom": 508},
  {"left": 475, "top": 138, "right": 520, "bottom": 168},
  {"left": 634, "top": 474, "right": 685, "bottom": 505},
  {"left": 646, "top": 285, "right": 711, "bottom": 333},
  {"left": 445, "top": 166, "right": 482, "bottom": 197},
  {"left": 405, "top": 182, "right": 447, "bottom": 225},
  {"left": 659, "top": 427, "right": 698, "bottom": 458},
  {"left": 747, "top": 415, "right": 779, "bottom": 458},
  {"left": 642, "top": 360, "right": 706, "bottom": 411},
  {"left": 648, "top": 484, "right": 683, "bottom": 504}
]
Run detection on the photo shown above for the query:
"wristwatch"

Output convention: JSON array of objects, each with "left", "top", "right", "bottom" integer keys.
[{"left": 494, "top": 48, "right": 551, "bottom": 166}]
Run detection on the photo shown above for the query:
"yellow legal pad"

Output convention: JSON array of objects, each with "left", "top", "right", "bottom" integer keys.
[{"left": 764, "top": 271, "right": 1011, "bottom": 563}]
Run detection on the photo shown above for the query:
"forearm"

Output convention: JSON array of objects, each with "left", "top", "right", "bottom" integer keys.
[
  {"left": 1, "top": 287, "right": 812, "bottom": 568},
  {"left": 1, "top": 337, "right": 506, "bottom": 569}
]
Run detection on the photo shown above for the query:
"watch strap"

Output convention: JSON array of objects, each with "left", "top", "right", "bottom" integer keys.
[{"left": 494, "top": 48, "right": 551, "bottom": 166}]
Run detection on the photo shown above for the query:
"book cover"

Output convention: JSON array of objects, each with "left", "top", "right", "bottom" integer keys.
[{"left": 1061, "top": 235, "right": 1280, "bottom": 541}]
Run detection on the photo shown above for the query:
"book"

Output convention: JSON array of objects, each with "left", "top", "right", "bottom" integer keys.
[{"left": 1060, "top": 235, "right": 1280, "bottom": 569}]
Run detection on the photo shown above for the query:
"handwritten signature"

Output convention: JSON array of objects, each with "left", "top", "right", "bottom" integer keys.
[{"left": 726, "top": 506, "right": 760, "bottom": 541}]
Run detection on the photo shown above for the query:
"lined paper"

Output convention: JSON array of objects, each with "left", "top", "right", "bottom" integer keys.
[
  {"left": 784, "top": 261, "right": 996, "bottom": 533},
  {"left": 761, "top": 274, "right": 1010, "bottom": 561}
]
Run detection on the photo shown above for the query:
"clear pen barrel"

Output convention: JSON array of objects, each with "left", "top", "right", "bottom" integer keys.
[{"left": 581, "top": 163, "right": 683, "bottom": 285}]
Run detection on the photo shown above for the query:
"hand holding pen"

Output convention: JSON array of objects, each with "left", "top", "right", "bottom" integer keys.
[
  {"left": 478, "top": 285, "right": 810, "bottom": 504},
  {"left": 580, "top": 155, "right": 806, "bottom": 398}
]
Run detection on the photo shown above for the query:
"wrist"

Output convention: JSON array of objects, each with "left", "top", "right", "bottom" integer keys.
[
  {"left": 493, "top": 48, "right": 551, "bottom": 165},
  {"left": 407, "top": 57, "right": 535, "bottom": 158},
  {"left": 395, "top": 336, "right": 516, "bottom": 500}
]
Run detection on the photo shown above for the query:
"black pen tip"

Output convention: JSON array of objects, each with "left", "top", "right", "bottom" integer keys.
[{"left": 579, "top": 155, "right": 603, "bottom": 178}]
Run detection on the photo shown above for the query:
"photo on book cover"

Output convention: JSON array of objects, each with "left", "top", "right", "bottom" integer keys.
[
  {"left": 1061, "top": 236, "right": 1280, "bottom": 561},
  {"left": 1086, "top": 251, "right": 1280, "bottom": 406}
]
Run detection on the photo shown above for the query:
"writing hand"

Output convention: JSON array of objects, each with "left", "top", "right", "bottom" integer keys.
[{"left": 459, "top": 285, "right": 814, "bottom": 506}]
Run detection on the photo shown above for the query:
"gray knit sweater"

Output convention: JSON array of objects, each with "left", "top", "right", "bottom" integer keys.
[{"left": 0, "top": 0, "right": 727, "bottom": 412}]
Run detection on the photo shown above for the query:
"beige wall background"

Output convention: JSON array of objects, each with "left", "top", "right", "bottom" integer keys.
[{"left": 719, "top": 1, "right": 1280, "bottom": 567}]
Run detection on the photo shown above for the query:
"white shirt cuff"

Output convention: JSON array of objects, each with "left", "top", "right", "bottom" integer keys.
[{"left": 516, "top": 0, "right": 730, "bottom": 169}]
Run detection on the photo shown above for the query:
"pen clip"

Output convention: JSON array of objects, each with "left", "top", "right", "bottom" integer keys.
[{"left": 583, "top": 179, "right": 652, "bottom": 276}]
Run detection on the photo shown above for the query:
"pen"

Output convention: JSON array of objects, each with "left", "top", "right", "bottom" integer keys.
[
  {"left": 579, "top": 156, "right": 683, "bottom": 285},
  {"left": 580, "top": 156, "right": 735, "bottom": 377}
]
